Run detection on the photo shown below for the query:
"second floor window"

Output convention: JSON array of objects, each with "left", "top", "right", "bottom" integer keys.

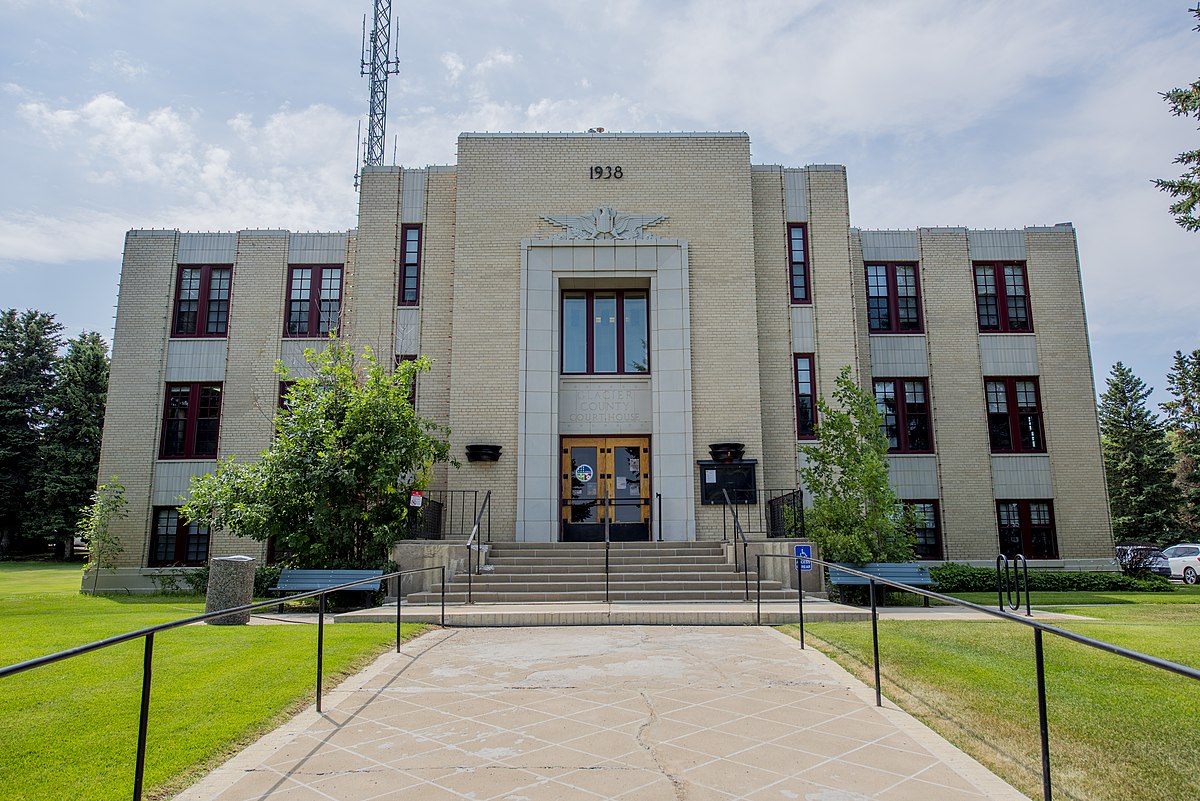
[
  {"left": 794, "top": 353, "right": 816, "bottom": 438},
  {"left": 286, "top": 265, "right": 342, "bottom": 337},
  {"left": 866, "top": 263, "right": 921, "bottom": 332},
  {"left": 161, "top": 382, "right": 222, "bottom": 459},
  {"left": 173, "top": 265, "right": 231, "bottom": 337},
  {"left": 986, "top": 377, "right": 1045, "bottom": 453},
  {"left": 562, "top": 290, "right": 649, "bottom": 375},
  {"left": 874, "top": 379, "right": 932, "bottom": 452},
  {"left": 788, "top": 224, "right": 810, "bottom": 303},
  {"left": 975, "top": 263, "right": 1032, "bottom": 332},
  {"left": 399, "top": 225, "right": 421, "bottom": 306}
]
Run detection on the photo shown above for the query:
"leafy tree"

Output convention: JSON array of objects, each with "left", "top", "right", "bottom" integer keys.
[
  {"left": 1154, "top": 5, "right": 1200, "bottom": 231},
  {"left": 182, "top": 340, "right": 452, "bottom": 569},
  {"left": 1163, "top": 348, "right": 1200, "bottom": 536},
  {"left": 1098, "top": 362, "right": 1178, "bottom": 544},
  {"left": 28, "top": 332, "right": 110, "bottom": 557},
  {"left": 0, "top": 309, "right": 63, "bottom": 556},
  {"left": 78, "top": 478, "right": 127, "bottom": 594},
  {"left": 798, "top": 366, "right": 915, "bottom": 564}
]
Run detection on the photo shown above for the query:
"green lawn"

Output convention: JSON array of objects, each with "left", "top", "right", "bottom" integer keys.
[
  {"left": 0, "top": 562, "right": 425, "bottom": 801},
  {"left": 790, "top": 602, "right": 1200, "bottom": 801},
  {"left": 940, "top": 586, "right": 1200, "bottom": 607}
]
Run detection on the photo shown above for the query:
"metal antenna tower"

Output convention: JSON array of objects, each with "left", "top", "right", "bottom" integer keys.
[{"left": 360, "top": 0, "right": 400, "bottom": 168}]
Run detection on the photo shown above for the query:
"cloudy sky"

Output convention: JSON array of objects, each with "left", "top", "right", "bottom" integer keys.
[{"left": 1, "top": 0, "right": 1198, "bottom": 406}]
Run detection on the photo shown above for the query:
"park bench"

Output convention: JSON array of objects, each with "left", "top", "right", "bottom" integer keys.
[
  {"left": 269, "top": 569, "right": 384, "bottom": 611},
  {"left": 827, "top": 562, "right": 935, "bottom": 606}
]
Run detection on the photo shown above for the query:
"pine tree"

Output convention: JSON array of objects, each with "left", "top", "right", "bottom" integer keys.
[
  {"left": 29, "top": 332, "right": 110, "bottom": 557},
  {"left": 1163, "top": 349, "right": 1200, "bottom": 536},
  {"left": 1098, "top": 363, "right": 1179, "bottom": 544},
  {"left": 1154, "top": 5, "right": 1200, "bottom": 231},
  {"left": 0, "top": 309, "right": 63, "bottom": 556}
]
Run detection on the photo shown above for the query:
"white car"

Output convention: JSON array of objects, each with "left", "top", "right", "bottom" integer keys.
[{"left": 1161, "top": 543, "right": 1200, "bottom": 585}]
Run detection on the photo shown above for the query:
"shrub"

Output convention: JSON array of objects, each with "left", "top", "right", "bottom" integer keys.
[{"left": 929, "top": 563, "right": 1174, "bottom": 593}]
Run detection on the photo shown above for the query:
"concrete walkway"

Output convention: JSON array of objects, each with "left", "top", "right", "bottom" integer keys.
[{"left": 176, "top": 626, "right": 1029, "bottom": 801}]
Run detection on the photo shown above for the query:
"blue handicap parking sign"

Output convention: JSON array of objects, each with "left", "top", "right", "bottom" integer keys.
[{"left": 794, "top": 544, "right": 812, "bottom": 571}]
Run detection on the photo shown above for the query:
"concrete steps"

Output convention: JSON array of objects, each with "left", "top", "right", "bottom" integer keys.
[{"left": 404, "top": 541, "right": 798, "bottom": 605}]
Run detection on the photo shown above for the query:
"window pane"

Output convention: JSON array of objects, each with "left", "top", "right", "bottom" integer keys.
[
  {"left": 593, "top": 293, "right": 617, "bottom": 373},
  {"left": 185, "top": 523, "right": 210, "bottom": 564},
  {"left": 623, "top": 293, "right": 648, "bottom": 373},
  {"left": 162, "top": 386, "right": 190, "bottom": 457},
  {"left": 905, "top": 380, "right": 929, "bottom": 450},
  {"left": 174, "top": 268, "right": 201, "bottom": 335},
  {"left": 874, "top": 381, "right": 899, "bottom": 449},
  {"left": 318, "top": 268, "right": 342, "bottom": 334},
  {"left": 194, "top": 385, "right": 222, "bottom": 457},
  {"left": 563, "top": 295, "right": 587, "bottom": 373},
  {"left": 796, "top": 355, "right": 815, "bottom": 437},
  {"left": 153, "top": 509, "right": 179, "bottom": 564},
  {"left": 975, "top": 267, "right": 999, "bottom": 330},
  {"left": 790, "top": 226, "right": 808, "bottom": 302},
  {"left": 896, "top": 267, "right": 919, "bottom": 330},
  {"left": 206, "top": 267, "right": 231, "bottom": 335},
  {"left": 288, "top": 268, "right": 312, "bottom": 335}
]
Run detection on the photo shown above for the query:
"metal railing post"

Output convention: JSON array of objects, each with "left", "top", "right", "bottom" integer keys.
[
  {"left": 467, "top": 536, "right": 474, "bottom": 605},
  {"left": 1035, "top": 628, "right": 1053, "bottom": 800},
  {"left": 869, "top": 579, "right": 881, "bottom": 707},
  {"left": 395, "top": 584, "right": 402, "bottom": 652},
  {"left": 440, "top": 565, "right": 446, "bottom": 627},
  {"left": 796, "top": 558, "right": 805, "bottom": 649},
  {"left": 756, "top": 554, "right": 762, "bottom": 624},
  {"left": 316, "top": 593, "right": 326, "bottom": 713},
  {"left": 132, "top": 632, "right": 154, "bottom": 801},
  {"left": 1020, "top": 554, "right": 1032, "bottom": 617},
  {"left": 656, "top": 492, "right": 663, "bottom": 541},
  {"left": 604, "top": 494, "right": 611, "bottom": 604}
]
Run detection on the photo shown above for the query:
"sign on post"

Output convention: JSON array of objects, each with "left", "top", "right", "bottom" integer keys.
[
  {"left": 409, "top": 491, "right": 424, "bottom": 508},
  {"left": 794, "top": 544, "right": 812, "bottom": 571}
]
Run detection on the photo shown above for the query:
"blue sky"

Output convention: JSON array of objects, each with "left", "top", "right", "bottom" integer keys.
[{"left": 1, "top": 0, "right": 1197, "bottom": 407}]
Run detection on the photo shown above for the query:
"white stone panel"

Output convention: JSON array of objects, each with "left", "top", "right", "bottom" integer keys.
[
  {"left": 968, "top": 230, "right": 1027, "bottom": 261},
  {"left": 790, "top": 306, "right": 815, "bottom": 352},
  {"left": 886, "top": 455, "right": 940, "bottom": 498},
  {"left": 401, "top": 169, "right": 427, "bottom": 224},
  {"left": 152, "top": 460, "right": 218, "bottom": 505},
  {"left": 559, "top": 380, "right": 652, "bottom": 434},
  {"left": 860, "top": 230, "right": 919, "bottom": 262},
  {"left": 287, "top": 233, "right": 349, "bottom": 264},
  {"left": 395, "top": 308, "right": 422, "bottom": 355},
  {"left": 869, "top": 335, "right": 929, "bottom": 377},
  {"left": 979, "top": 334, "right": 1039, "bottom": 375},
  {"left": 784, "top": 168, "right": 807, "bottom": 222},
  {"left": 165, "top": 339, "right": 227, "bottom": 382},
  {"left": 178, "top": 232, "right": 236, "bottom": 263},
  {"left": 992, "top": 455, "right": 1053, "bottom": 498}
]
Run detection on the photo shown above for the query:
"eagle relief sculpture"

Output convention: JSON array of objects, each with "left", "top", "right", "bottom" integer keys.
[{"left": 541, "top": 207, "right": 668, "bottom": 241}]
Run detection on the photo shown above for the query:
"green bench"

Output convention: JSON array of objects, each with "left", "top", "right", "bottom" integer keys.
[
  {"left": 270, "top": 569, "right": 384, "bottom": 611},
  {"left": 828, "top": 562, "right": 934, "bottom": 606}
]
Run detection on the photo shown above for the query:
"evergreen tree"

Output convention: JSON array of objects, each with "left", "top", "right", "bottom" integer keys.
[
  {"left": 1098, "top": 362, "right": 1178, "bottom": 543},
  {"left": 0, "top": 309, "right": 63, "bottom": 556},
  {"left": 29, "top": 332, "right": 110, "bottom": 557},
  {"left": 1163, "top": 349, "right": 1200, "bottom": 536},
  {"left": 1154, "top": 5, "right": 1200, "bottom": 231},
  {"left": 798, "top": 366, "right": 915, "bottom": 564}
]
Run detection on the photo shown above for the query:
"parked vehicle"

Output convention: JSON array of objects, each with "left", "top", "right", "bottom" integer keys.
[
  {"left": 1161, "top": 543, "right": 1200, "bottom": 584},
  {"left": 1115, "top": 545, "right": 1173, "bottom": 578}
]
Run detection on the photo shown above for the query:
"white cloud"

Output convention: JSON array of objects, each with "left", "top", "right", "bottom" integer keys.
[
  {"left": 473, "top": 49, "right": 518, "bottom": 75},
  {"left": 441, "top": 52, "right": 465, "bottom": 84},
  {"left": 91, "top": 50, "right": 148, "bottom": 80}
]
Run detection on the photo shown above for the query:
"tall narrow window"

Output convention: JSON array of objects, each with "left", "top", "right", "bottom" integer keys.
[
  {"left": 997, "top": 500, "right": 1057, "bottom": 558},
  {"left": 788, "top": 224, "right": 810, "bottom": 304},
  {"left": 986, "top": 377, "right": 1044, "bottom": 453},
  {"left": 399, "top": 224, "right": 421, "bottom": 306},
  {"left": 160, "top": 383, "right": 222, "bottom": 459},
  {"left": 794, "top": 353, "right": 816, "bottom": 438},
  {"left": 172, "top": 265, "right": 231, "bottom": 337},
  {"left": 975, "top": 263, "right": 1032, "bottom": 332},
  {"left": 560, "top": 290, "right": 649, "bottom": 375},
  {"left": 906, "top": 501, "right": 941, "bottom": 560},
  {"left": 874, "top": 379, "right": 932, "bottom": 452},
  {"left": 286, "top": 265, "right": 342, "bottom": 337},
  {"left": 866, "top": 263, "right": 921, "bottom": 333},
  {"left": 395, "top": 354, "right": 419, "bottom": 405},
  {"left": 149, "top": 507, "right": 210, "bottom": 566}
]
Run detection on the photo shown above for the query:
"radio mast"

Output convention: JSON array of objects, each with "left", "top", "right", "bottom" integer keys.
[{"left": 360, "top": 0, "right": 400, "bottom": 169}]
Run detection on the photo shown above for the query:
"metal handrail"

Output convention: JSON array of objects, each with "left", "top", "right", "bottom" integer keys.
[
  {"left": 465, "top": 490, "right": 492, "bottom": 604},
  {"left": 753, "top": 551, "right": 1200, "bottom": 801},
  {"left": 604, "top": 485, "right": 612, "bottom": 604},
  {"left": 0, "top": 565, "right": 448, "bottom": 801},
  {"left": 721, "top": 488, "right": 751, "bottom": 601}
]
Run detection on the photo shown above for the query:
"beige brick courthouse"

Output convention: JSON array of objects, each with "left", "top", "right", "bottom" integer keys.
[{"left": 93, "top": 132, "right": 1114, "bottom": 591}]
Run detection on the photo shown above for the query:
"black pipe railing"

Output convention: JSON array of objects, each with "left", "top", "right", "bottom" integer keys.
[
  {"left": 407, "top": 489, "right": 489, "bottom": 541},
  {"left": 719, "top": 486, "right": 806, "bottom": 540},
  {"left": 721, "top": 489, "right": 751, "bottom": 601},
  {"left": 0, "top": 565, "right": 448, "bottom": 801},
  {"left": 997, "top": 553, "right": 1032, "bottom": 616},
  {"left": 754, "top": 551, "right": 1200, "bottom": 801},
  {"left": 465, "top": 490, "right": 493, "bottom": 604},
  {"left": 656, "top": 492, "right": 663, "bottom": 542}
]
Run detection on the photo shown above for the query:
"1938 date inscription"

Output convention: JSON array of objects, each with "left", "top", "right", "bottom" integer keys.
[{"left": 589, "top": 165, "right": 623, "bottom": 179}]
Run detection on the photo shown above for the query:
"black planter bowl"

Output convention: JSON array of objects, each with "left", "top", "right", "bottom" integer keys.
[
  {"left": 465, "top": 444, "right": 502, "bottom": 462},
  {"left": 708, "top": 442, "right": 745, "bottom": 462}
]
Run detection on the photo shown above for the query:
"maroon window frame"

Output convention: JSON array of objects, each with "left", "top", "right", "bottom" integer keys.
[
  {"left": 560, "top": 290, "right": 650, "bottom": 375},
  {"left": 149, "top": 507, "right": 210, "bottom": 567},
  {"left": 172, "top": 264, "right": 232, "bottom": 337},
  {"left": 395, "top": 354, "right": 419, "bottom": 404},
  {"left": 794, "top": 353, "right": 817, "bottom": 438},
  {"left": 160, "top": 382, "right": 222, "bottom": 459},
  {"left": 986, "top": 377, "right": 1045, "bottom": 453},
  {"left": 398, "top": 225, "right": 421, "bottom": 306},
  {"left": 874, "top": 378, "right": 933, "bottom": 453},
  {"left": 285, "top": 265, "right": 343, "bottom": 337},
  {"left": 788, "top": 224, "right": 810, "bottom": 304},
  {"left": 974, "top": 263, "right": 1032, "bottom": 332},
  {"left": 866, "top": 263, "right": 922, "bottom": 333},
  {"left": 906, "top": 500, "right": 942, "bottom": 560},
  {"left": 278, "top": 380, "right": 296, "bottom": 410},
  {"left": 997, "top": 500, "right": 1058, "bottom": 559}
]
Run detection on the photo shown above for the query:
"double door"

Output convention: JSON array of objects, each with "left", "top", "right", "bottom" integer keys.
[{"left": 561, "top": 437, "right": 651, "bottom": 542}]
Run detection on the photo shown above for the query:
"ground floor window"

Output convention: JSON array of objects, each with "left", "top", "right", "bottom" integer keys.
[
  {"left": 905, "top": 500, "right": 941, "bottom": 559},
  {"left": 149, "top": 507, "right": 210, "bottom": 566},
  {"left": 997, "top": 500, "right": 1057, "bottom": 559}
]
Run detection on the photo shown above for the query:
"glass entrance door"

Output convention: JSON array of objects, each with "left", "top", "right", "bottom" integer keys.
[{"left": 561, "top": 437, "right": 651, "bottom": 542}]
